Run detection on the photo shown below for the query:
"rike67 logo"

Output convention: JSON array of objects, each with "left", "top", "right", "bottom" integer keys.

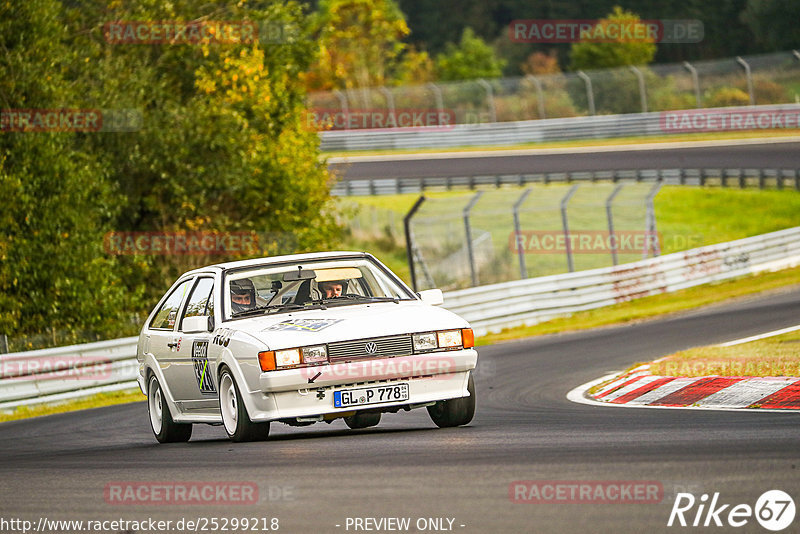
[{"left": 668, "top": 490, "right": 795, "bottom": 531}]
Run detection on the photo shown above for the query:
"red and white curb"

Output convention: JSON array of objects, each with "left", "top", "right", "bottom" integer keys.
[
  {"left": 568, "top": 326, "right": 800, "bottom": 413},
  {"left": 569, "top": 370, "right": 800, "bottom": 412}
]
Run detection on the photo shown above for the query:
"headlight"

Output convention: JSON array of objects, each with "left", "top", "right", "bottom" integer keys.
[
  {"left": 412, "top": 332, "right": 438, "bottom": 352},
  {"left": 437, "top": 329, "right": 462, "bottom": 348},
  {"left": 302, "top": 345, "right": 328, "bottom": 364},
  {"left": 275, "top": 348, "right": 301, "bottom": 367},
  {"left": 259, "top": 344, "right": 329, "bottom": 371}
]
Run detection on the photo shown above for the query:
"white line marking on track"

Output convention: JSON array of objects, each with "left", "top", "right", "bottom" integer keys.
[{"left": 717, "top": 324, "right": 800, "bottom": 346}]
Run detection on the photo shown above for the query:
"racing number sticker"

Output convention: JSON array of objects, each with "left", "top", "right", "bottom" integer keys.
[{"left": 191, "top": 340, "right": 216, "bottom": 395}]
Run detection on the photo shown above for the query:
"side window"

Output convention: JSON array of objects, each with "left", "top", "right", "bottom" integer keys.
[
  {"left": 150, "top": 279, "right": 192, "bottom": 330},
  {"left": 180, "top": 278, "right": 214, "bottom": 330}
]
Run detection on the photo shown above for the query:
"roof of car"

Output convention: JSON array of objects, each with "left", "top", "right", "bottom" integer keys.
[{"left": 181, "top": 251, "right": 371, "bottom": 277}]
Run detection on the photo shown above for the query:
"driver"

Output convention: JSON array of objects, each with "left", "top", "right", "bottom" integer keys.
[
  {"left": 230, "top": 278, "right": 256, "bottom": 313},
  {"left": 318, "top": 280, "right": 345, "bottom": 298}
]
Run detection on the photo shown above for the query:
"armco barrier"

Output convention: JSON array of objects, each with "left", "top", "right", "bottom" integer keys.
[
  {"left": 2, "top": 226, "right": 799, "bottom": 407},
  {"left": 320, "top": 103, "right": 800, "bottom": 151},
  {"left": 331, "top": 168, "right": 800, "bottom": 196},
  {"left": 443, "top": 226, "right": 800, "bottom": 335},
  {"left": 0, "top": 337, "right": 139, "bottom": 409}
]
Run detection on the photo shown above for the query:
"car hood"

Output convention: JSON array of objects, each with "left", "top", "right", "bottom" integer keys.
[{"left": 223, "top": 301, "right": 469, "bottom": 350}]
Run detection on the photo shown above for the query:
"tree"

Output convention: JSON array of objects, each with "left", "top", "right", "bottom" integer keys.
[
  {"left": 0, "top": 0, "right": 134, "bottom": 341},
  {"left": 1, "top": 0, "right": 341, "bottom": 345},
  {"left": 570, "top": 6, "right": 657, "bottom": 71},
  {"left": 436, "top": 28, "right": 506, "bottom": 81},
  {"left": 305, "top": 0, "right": 410, "bottom": 90},
  {"left": 741, "top": 0, "right": 800, "bottom": 51}
]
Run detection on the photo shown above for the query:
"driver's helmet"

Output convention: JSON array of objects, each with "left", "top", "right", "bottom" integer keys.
[{"left": 230, "top": 278, "right": 256, "bottom": 314}]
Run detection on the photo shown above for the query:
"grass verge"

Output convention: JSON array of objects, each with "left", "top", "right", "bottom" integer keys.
[
  {"left": 477, "top": 265, "right": 800, "bottom": 346},
  {"left": 650, "top": 329, "right": 800, "bottom": 378},
  {"left": 0, "top": 389, "right": 145, "bottom": 423}
]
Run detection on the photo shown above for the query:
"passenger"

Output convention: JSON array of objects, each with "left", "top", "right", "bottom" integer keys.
[{"left": 319, "top": 280, "right": 344, "bottom": 298}]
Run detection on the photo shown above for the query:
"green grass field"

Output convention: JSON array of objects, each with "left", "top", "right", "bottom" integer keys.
[
  {"left": 342, "top": 185, "right": 800, "bottom": 287},
  {"left": 650, "top": 328, "right": 800, "bottom": 378}
]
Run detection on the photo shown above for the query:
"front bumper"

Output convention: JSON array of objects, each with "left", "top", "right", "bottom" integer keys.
[{"left": 247, "top": 348, "right": 477, "bottom": 422}]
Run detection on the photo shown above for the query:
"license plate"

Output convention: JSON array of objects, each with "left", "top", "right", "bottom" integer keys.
[{"left": 333, "top": 383, "right": 409, "bottom": 408}]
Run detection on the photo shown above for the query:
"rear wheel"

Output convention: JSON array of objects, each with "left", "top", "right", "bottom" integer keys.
[
  {"left": 427, "top": 373, "right": 475, "bottom": 428},
  {"left": 344, "top": 411, "right": 381, "bottom": 429},
  {"left": 219, "top": 368, "right": 270, "bottom": 442},
  {"left": 148, "top": 374, "right": 192, "bottom": 443}
]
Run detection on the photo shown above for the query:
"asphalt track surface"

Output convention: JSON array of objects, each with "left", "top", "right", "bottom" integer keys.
[
  {"left": 330, "top": 141, "right": 800, "bottom": 180},
  {"left": 2, "top": 288, "right": 800, "bottom": 533}
]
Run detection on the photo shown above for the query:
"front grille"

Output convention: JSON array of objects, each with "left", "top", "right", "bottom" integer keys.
[{"left": 328, "top": 334, "right": 412, "bottom": 362}]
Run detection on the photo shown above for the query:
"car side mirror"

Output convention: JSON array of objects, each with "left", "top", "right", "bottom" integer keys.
[
  {"left": 417, "top": 288, "right": 444, "bottom": 306},
  {"left": 183, "top": 315, "right": 212, "bottom": 333}
]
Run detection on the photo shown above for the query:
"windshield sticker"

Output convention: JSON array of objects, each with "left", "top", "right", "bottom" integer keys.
[{"left": 264, "top": 319, "right": 343, "bottom": 332}]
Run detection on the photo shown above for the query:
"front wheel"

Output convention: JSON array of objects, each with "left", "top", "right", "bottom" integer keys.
[
  {"left": 219, "top": 368, "right": 270, "bottom": 442},
  {"left": 427, "top": 374, "right": 476, "bottom": 428},
  {"left": 148, "top": 374, "right": 192, "bottom": 443}
]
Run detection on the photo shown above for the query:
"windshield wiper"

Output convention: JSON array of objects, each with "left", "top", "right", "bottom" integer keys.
[{"left": 231, "top": 302, "right": 307, "bottom": 318}]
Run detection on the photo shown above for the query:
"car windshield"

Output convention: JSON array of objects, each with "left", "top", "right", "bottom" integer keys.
[{"left": 224, "top": 257, "right": 416, "bottom": 319}]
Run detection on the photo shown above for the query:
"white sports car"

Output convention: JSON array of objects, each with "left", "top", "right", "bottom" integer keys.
[{"left": 137, "top": 251, "right": 478, "bottom": 442}]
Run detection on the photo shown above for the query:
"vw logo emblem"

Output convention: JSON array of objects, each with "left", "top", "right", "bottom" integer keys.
[{"left": 364, "top": 342, "right": 378, "bottom": 354}]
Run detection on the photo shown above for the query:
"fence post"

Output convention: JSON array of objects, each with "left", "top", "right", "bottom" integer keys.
[
  {"left": 463, "top": 191, "right": 484, "bottom": 287},
  {"left": 525, "top": 75, "right": 546, "bottom": 119},
  {"left": 606, "top": 184, "right": 624, "bottom": 266},
  {"left": 513, "top": 188, "right": 533, "bottom": 279},
  {"left": 0, "top": 334, "right": 7, "bottom": 354},
  {"left": 577, "top": 71, "right": 595, "bottom": 116},
  {"left": 682, "top": 62, "right": 702, "bottom": 108},
  {"left": 333, "top": 90, "right": 349, "bottom": 129},
  {"left": 644, "top": 182, "right": 663, "bottom": 258},
  {"left": 378, "top": 86, "right": 396, "bottom": 127},
  {"left": 404, "top": 195, "right": 426, "bottom": 291},
  {"left": 427, "top": 82, "right": 445, "bottom": 125},
  {"left": 477, "top": 79, "right": 497, "bottom": 123},
  {"left": 560, "top": 184, "right": 579, "bottom": 272},
  {"left": 629, "top": 66, "right": 648, "bottom": 113},
  {"left": 735, "top": 57, "right": 756, "bottom": 106}
]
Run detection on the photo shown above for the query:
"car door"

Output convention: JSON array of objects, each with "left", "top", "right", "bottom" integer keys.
[
  {"left": 172, "top": 276, "right": 219, "bottom": 411},
  {"left": 146, "top": 277, "right": 194, "bottom": 399}
]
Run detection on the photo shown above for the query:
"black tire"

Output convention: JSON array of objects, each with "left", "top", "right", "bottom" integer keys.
[
  {"left": 344, "top": 411, "right": 381, "bottom": 429},
  {"left": 219, "top": 367, "right": 270, "bottom": 442},
  {"left": 147, "top": 374, "right": 192, "bottom": 443},
  {"left": 427, "top": 373, "right": 476, "bottom": 428}
]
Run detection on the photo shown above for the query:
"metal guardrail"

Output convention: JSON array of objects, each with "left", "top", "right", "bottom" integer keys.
[
  {"left": 331, "top": 167, "right": 800, "bottom": 196},
  {"left": 320, "top": 103, "right": 800, "bottom": 151},
  {"left": 2, "top": 226, "right": 799, "bottom": 407},
  {"left": 443, "top": 226, "right": 800, "bottom": 335},
  {"left": 0, "top": 337, "right": 139, "bottom": 409}
]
